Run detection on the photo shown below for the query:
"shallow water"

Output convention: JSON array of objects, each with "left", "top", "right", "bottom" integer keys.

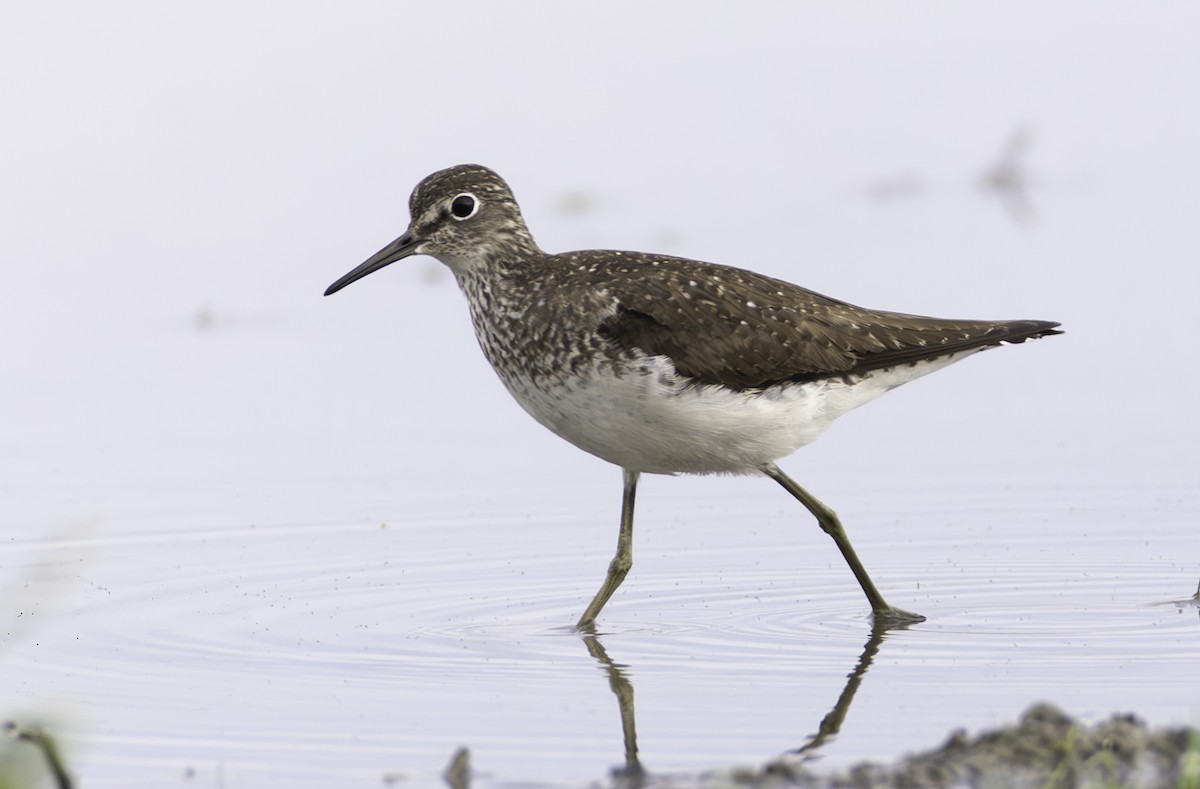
[{"left": 3, "top": 455, "right": 1198, "bottom": 786}]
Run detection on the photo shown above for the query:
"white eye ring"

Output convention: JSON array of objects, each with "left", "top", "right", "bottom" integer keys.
[{"left": 449, "top": 193, "right": 480, "bottom": 220}]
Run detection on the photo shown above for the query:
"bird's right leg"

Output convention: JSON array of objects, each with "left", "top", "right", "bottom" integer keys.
[{"left": 576, "top": 469, "right": 639, "bottom": 632}]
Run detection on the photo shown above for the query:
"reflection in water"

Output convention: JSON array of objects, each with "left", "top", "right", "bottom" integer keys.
[
  {"left": 579, "top": 622, "right": 910, "bottom": 781},
  {"left": 581, "top": 635, "right": 643, "bottom": 783},
  {"left": 790, "top": 622, "right": 904, "bottom": 759}
]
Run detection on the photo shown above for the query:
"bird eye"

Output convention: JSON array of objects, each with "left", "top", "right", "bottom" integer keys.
[{"left": 450, "top": 193, "right": 479, "bottom": 220}]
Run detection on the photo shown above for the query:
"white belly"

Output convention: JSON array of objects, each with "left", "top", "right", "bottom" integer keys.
[{"left": 495, "top": 351, "right": 976, "bottom": 475}]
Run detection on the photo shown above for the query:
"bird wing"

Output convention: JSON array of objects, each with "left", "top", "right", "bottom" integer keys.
[{"left": 588, "top": 253, "right": 1060, "bottom": 390}]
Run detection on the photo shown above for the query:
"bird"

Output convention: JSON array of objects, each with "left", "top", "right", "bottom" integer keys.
[{"left": 324, "top": 164, "right": 1061, "bottom": 630}]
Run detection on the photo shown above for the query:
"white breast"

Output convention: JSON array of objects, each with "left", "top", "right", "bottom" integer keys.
[{"left": 493, "top": 350, "right": 978, "bottom": 475}]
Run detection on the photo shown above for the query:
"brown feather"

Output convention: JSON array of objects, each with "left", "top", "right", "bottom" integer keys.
[{"left": 581, "top": 251, "right": 1061, "bottom": 390}]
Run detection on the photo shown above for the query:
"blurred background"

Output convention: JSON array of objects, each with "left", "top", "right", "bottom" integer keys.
[{"left": 2, "top": 3, "right": 1198, "bottom": 787}]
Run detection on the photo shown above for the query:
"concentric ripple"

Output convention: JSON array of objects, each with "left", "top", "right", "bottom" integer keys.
[{"left": 8, "top": 507, "right": 1195, "bottom": 676}]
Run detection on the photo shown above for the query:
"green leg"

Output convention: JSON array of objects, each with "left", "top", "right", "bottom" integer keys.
[
  {"left": 763, "top": 462, "right": 924, "bottom": 627},
  {"left": 576, "top": 469, "right": 639, "bottom": 632}
]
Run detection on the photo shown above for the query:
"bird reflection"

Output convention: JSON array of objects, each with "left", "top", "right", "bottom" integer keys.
[
  {"left": 578, "top": 620, "right": 912, "bottom": 781},
  {"left": 580, "top": 634, "right": 644, "bottom": 785},
  {"left": 790, "top": 621, "right": 900, "bottom": 760}
]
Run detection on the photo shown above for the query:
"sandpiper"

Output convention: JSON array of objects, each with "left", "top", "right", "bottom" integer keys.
[{"left": 325, "top": 164, "right": 1061, "bottom": 630}]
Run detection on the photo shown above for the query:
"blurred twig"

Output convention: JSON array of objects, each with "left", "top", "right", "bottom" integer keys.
[
  {"left": 2, "top": 722, "right": 73, "bottom": 789},
  {"left": 981, "top": 126, "right": 1038, "bottom": 225}
]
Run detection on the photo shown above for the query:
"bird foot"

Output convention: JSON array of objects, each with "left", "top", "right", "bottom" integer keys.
[{"left": 871, "top": 605, "right": 926, "bottom": 629}]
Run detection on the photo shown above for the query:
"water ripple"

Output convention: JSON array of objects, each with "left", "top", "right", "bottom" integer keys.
[{"left": 7, "top": 517, "right": 1192, "bottom": 684}]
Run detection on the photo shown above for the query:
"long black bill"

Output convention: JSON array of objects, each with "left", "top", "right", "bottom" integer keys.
[{"left": 324, "top": 231, "right": 422, "bottom": 296}]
